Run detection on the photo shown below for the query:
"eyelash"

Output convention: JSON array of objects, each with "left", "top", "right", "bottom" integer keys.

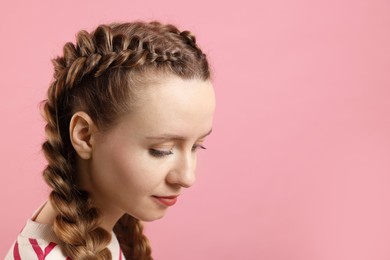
[
  {"left": 149, "top": 149, "right": 173, "bottom": 158},
  {"left": 193, "top": 144, "right": 206, "bottom": 152},
  {"left": 149, "top": 145, "right": 207, "bottom": 158}
]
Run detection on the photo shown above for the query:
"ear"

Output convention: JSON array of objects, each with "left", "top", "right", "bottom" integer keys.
[{"left": 69, "top": 112, "right": 97, "bottom": 160}]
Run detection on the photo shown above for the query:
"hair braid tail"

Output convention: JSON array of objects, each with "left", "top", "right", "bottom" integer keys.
[{"left": 114, "top": 214, "right": 153, "bottom": 260}]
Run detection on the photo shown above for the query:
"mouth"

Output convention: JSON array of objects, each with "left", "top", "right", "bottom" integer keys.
[{"left": 152, "top": 195, "right": 179, "bottom": 207}]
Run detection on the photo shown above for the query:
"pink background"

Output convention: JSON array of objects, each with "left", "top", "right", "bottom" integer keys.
[{"left": 1, "top": 0, "right": 389, "bottom": 259}]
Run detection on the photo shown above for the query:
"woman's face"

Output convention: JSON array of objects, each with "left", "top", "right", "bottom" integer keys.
[{"left": 84, "top": 75, "right": 215, "bottom": 225}]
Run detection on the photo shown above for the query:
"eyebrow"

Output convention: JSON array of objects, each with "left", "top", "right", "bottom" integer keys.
[{"left": 146, "top": 128, "right": 213, "bottom": 140}]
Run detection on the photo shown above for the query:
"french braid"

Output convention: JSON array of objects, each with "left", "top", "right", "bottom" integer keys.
[{"left": 41, "top": 21, "right": 210, "bottom": 260}]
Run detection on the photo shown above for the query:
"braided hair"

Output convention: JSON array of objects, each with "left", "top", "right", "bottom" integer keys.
[{"left": 41, "top": 21, "right": 210, "bottom": 260}]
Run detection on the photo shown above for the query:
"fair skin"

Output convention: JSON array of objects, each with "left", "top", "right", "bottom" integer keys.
[{"left": 35, "top": 75, "right": 215, "bottom": 232}]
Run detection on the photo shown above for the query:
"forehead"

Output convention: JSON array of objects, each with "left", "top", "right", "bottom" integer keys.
[{"left": 120, "top": 76, "right": 215, "bottom": 138}]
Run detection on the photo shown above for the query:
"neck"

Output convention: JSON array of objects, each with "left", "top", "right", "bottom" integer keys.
[{"left": 75, "top": 156, "right": 126, "bottom": 232}]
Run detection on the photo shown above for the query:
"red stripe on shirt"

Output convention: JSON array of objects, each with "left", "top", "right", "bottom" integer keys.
[
  {"left": 44, "top": 242, "right": 57, "bottom": 256},
  {"left": 13, "top": 241, "right": 21, "bottom": 260},
  {"left": 29, "top": 239, "right": 57, "bottom": 260},
  {"left": 29, "top": 238, "right": 44, "bottom": 259}
]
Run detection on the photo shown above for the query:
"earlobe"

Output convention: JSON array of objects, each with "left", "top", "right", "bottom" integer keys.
[{"left": 69, "top": 112, "right": 96, "bottom": 160}]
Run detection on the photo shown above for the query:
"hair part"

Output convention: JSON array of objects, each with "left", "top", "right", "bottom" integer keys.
[{"left": 41, "top": 21, "right": 210, "bottom": 259}]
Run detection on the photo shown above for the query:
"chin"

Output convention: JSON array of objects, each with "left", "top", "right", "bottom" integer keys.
[{"left": 136, "top": 212, "right": 166, "bottom": 222}]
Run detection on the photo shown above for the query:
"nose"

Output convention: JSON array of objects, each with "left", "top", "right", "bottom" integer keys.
[{"left": 166, "top": 151, "right": 196, "bottom": 188}]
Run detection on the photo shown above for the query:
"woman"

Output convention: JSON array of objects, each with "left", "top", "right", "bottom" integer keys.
[{"left": 6, "top": 21, "right": 215, "bottom": 260}]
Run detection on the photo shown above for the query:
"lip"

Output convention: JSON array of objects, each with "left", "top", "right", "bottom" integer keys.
[{"left": 152, "top": 195, "right": 179, "bottom": 207}]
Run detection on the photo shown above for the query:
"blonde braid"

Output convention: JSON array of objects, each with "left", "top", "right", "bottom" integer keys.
[
  {"left": 42, "top": 31, "right": 113, "bottom": 259},
  {"left": 41, "top": 21, "right": 210, "bottom": 260},
  {"left": 113, "top": 214, "right": 152, "bottom": 260}
]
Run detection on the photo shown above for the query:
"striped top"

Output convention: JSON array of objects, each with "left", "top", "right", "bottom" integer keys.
[{"left": 5, "top": 203, "right": 125, "bottom": 260}]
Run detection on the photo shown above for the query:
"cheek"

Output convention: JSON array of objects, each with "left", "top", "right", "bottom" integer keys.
[
  {"left": 90, "top": 145, "right": 136, "bottom": 193},
  {"left": 95, "top": 146, "right": 162, "bottom": 194}
]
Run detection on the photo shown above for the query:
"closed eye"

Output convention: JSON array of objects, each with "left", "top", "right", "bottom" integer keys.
[
  {"left": 192, "top": 144, "right": 207, "bottom": 152},
  {"left": 149, "top": 149, "right": 173, "bottom": 158}
]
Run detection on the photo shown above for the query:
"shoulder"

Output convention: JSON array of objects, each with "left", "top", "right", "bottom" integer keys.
[
  {"left": 5, "top": 223, "right": 126, "bottom": 260},
  {"left": 5, "top": 203, "right": 68, "bottom": 260},
  {"left": 5, "top": 202, "right": 125, "bottom": 259},
  {"left": 5, "top": 234, "right": 126, "bottom": 260}
]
